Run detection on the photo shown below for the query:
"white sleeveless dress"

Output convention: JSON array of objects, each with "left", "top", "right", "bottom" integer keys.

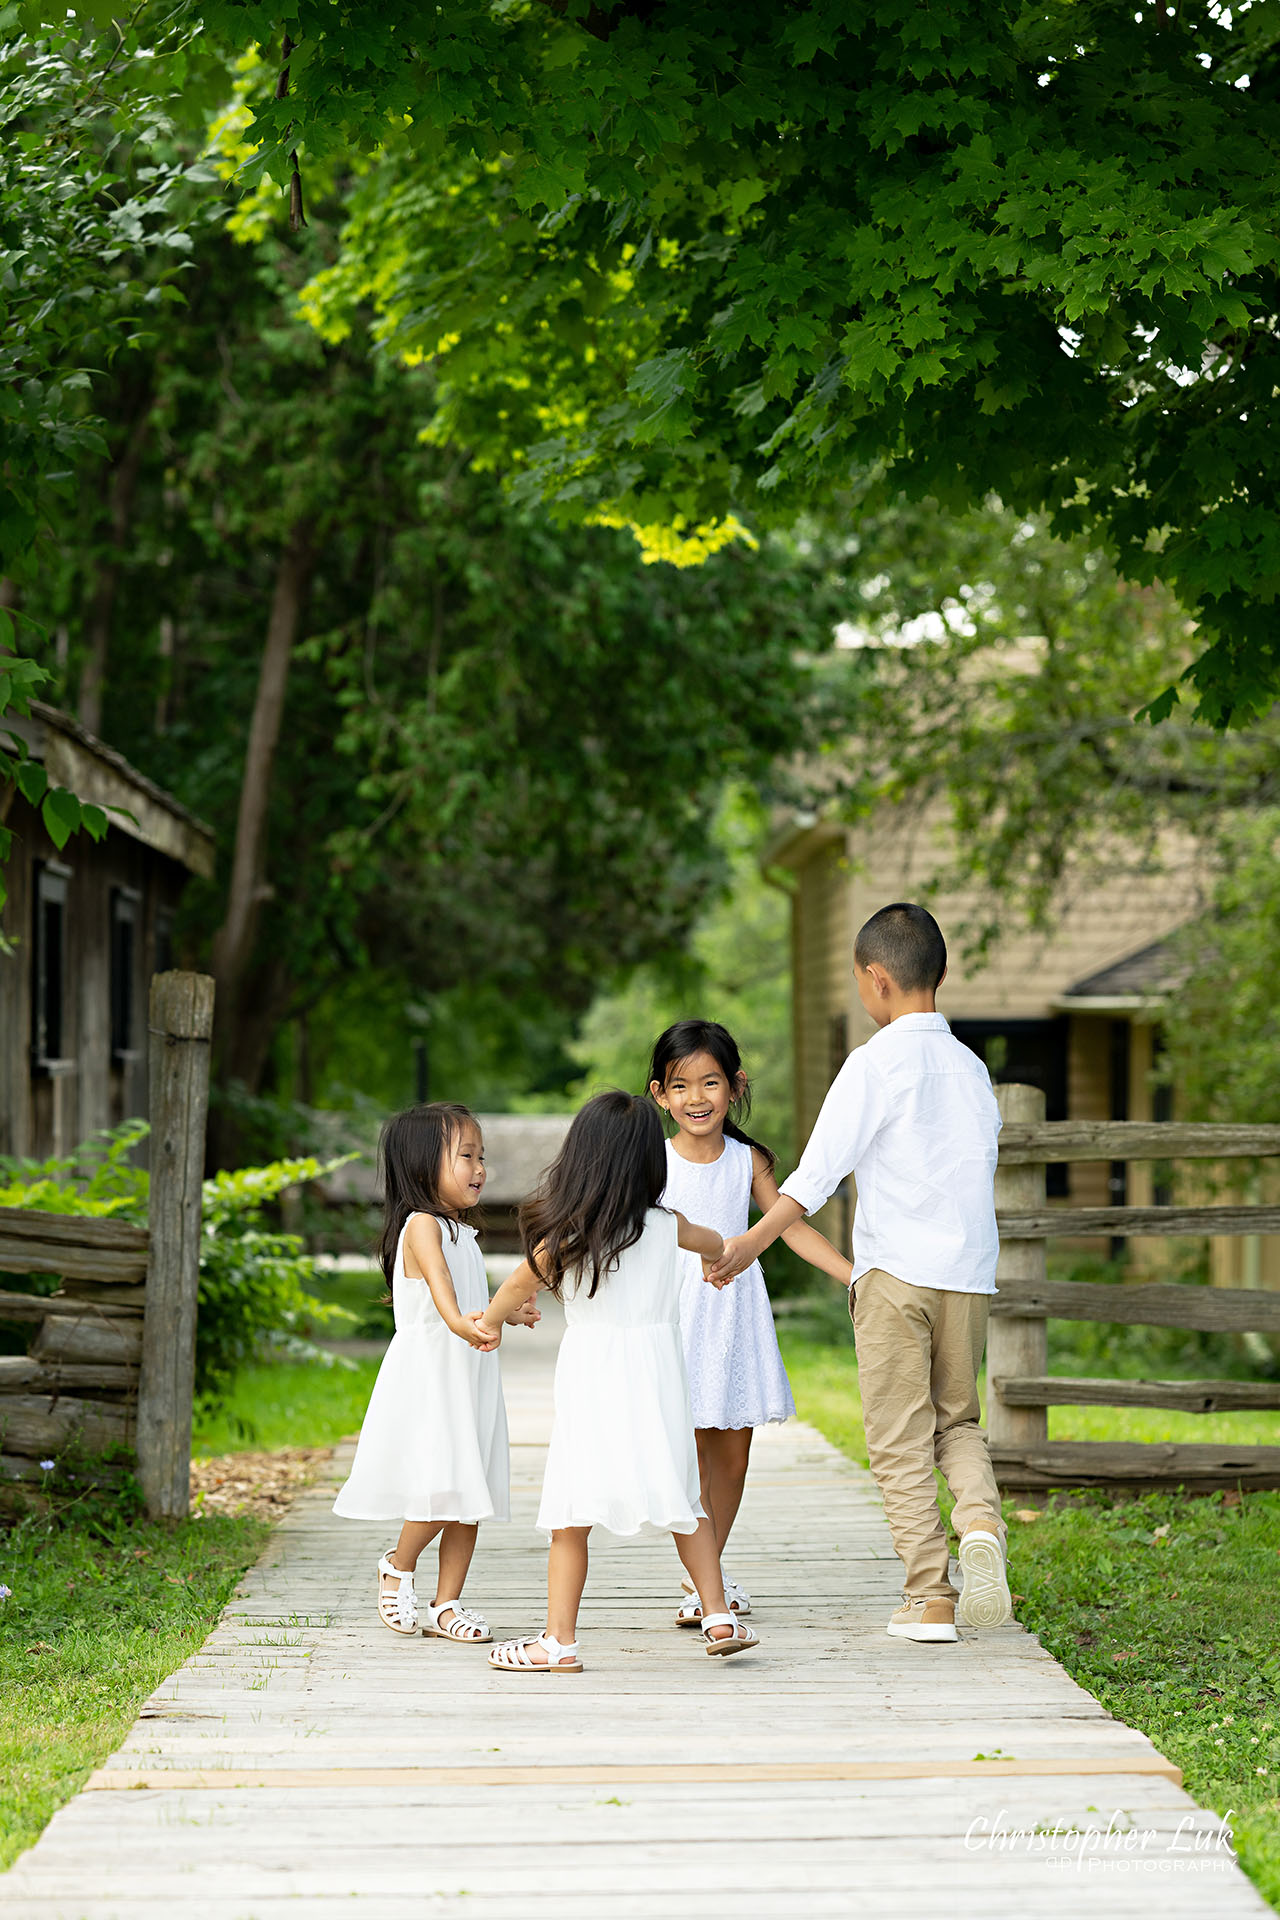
[
  {"left": 332, "top": 1214, "right": 509, "bottom": 1524},
  {"left": 662, "top": 1136, "right": 796, "bottom": 1431},
  {"left": 537, "top": 1208, "right": 704, "bottom": 1538}
]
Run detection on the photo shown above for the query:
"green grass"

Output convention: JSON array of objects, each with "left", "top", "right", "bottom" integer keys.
[
  {"left": 0, "top": 1507, "right": 266, "bottom": 1870},
  {"left": 192, "top": 1357, "right": 382, "bottom": 1456},
  {"left": 780, "top": 1331, "right": 1280, "bottom": 1913},
  {"left": 300, "top": 1265, "right": 391, "bottom": 1341}
]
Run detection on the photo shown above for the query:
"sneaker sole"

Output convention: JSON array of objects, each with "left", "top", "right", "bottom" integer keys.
[
  {"left": 886, "top": 1621, "right": 958, "bottom": 1643},
  {"left": 956, "top": 1533, "right": 1013, "bottom": 1628}
]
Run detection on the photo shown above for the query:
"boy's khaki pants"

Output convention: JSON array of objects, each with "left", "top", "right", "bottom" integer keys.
[{"left": 851, "top": 1268, "right": 1004, "bottom": 1603}]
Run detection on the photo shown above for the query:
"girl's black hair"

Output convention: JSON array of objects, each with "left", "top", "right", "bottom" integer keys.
[
  {"left": 645, "top": 1019, "right": 776, "bottom": 1173},
  {"left": 376, "top": 1102, "right": 481, "bottom": 1289},
  {"left": 519, "top": 1090, "right": 666, "bottom": 1299}
]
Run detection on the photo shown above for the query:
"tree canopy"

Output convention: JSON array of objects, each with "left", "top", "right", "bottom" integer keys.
[{"left": 169, "top": 0, "right": 1280, "bottom": 726}]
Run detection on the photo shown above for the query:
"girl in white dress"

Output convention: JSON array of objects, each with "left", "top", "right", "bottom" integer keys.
[
  {"left": 333, "top": 1103, "right": 539, "bottom": 1642},
  {"left": 477, "top": 1090, "right": 759, "bottom": 1672},
  {"left": 649, "top": 1020, "right": 853, "bottom": 1622}
]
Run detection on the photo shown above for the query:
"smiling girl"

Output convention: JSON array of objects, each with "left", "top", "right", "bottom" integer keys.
[
  {"left": 648, "top": 1021, "right": 853, "bottom": 1622},
  {"left": 333, "top": 1102, "right": 538, "bottom": 1642}
]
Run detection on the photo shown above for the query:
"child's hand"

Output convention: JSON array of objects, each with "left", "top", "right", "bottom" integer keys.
[
  {"left": 708, "top": 1235, "right": 754, "bottom": 1284},
  {"left": 505, "top": 1294, "right": 541, "bottom": 1329},
  {"left": 700, "top": 1255, "right": 734, "bottom": 1290},
  {"left": 460, "top": 1311, "right": 501, "bottom": 1351}
]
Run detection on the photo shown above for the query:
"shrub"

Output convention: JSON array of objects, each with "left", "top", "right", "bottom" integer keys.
[{"left": 0, "top": 1125, "right": 355, "bottom": 1404}]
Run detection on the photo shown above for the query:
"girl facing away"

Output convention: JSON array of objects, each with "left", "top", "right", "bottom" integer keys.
[
  {"left": 477, "top": 1090, "right": 759, "bottom": 1671},
  {"left": 649, "top": 1020, "right": 854, "bottom": 1623},
  {"left": 332, "top": 1103, "right": 539, "bottom": 1643}
]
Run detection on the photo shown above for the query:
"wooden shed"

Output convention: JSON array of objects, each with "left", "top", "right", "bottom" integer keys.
[
  {"left": 764, "top": 801, "right": 1265, "bottom": 1275},
  {"left": 0, "top": 703, "right": 215, "bottom": 1161}
]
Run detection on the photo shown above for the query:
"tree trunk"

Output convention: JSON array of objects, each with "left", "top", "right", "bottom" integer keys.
[
  {"left": 77, "top": 395, "right": 152, "bottom": 737},
  {"left": 210, "top": 519, "right": 315, "bottom": 1058}
]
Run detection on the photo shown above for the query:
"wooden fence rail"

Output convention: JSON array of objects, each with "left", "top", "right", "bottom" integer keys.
[
  {"left": 0, "top": 972, "right": 213, "bottom": 1519},
  {"left": 988, "top": 1086, "right": 1280, "bottom": 1493}
]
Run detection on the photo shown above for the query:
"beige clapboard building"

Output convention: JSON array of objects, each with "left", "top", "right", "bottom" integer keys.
[{"left": 767, "top": 800, "right": 1278, "bottom": 1289}]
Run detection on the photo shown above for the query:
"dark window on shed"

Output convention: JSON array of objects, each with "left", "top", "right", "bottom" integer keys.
[
  {"left": 154, "top": 907, "right": 175, "bottom": 977},
  {"left": 110, "top": 887, "right": 141, "bottom": 1061},
  {"left": 31, "top": 861, "right": 71, "bottom": 1069},
  {"left": 950, "top": 1016, "right": 1069, "bottom": 1197}
]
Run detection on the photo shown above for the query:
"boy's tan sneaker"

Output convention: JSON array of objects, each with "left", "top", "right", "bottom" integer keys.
[
  {"left": 956, "top": 1527, "right": 1014, "bottom": 1628},
  {"left": 886, "top": 1597, "right": 958, "bottom": 1643}
]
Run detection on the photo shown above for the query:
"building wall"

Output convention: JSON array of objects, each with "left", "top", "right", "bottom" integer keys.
[
  {"left": 789, "top": 830, "right": 855, "bottom": 1247},
  {"left": 0, "top": 799, "right": 189, "bottom": 1161}
]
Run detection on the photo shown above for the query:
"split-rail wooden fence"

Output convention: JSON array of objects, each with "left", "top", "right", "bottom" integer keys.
[
  {"left": 989, "top": 1083, "right": 1280, "bottom": 1493},
  {"left": 0, "top": 972, "right": 214, "bottom": 1521}
]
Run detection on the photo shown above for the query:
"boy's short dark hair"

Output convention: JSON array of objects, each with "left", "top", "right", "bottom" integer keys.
[{"left": 854, "top": 902, "right": 947, "bottom": 992}]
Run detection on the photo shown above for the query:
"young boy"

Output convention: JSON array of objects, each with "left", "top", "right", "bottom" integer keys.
[{"left": 710, "top": 901, "right": 1012, "bottom": 1643}]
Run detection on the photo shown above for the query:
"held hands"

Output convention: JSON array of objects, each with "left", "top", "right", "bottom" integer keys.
[
  {"left": 505, "top": 1294, "right": 541, "bottom": 1330},
  {"left": 460, "top": 1311, "right": 501, "bottom": 1352},
  {"left": 707, "top": 1234, "right": 756, "bottom": 1286},
  {"left": 700, "top": 1231, "right": 735, "bottom": 1290}
]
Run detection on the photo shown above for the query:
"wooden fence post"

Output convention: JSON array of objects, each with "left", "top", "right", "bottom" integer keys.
[
  {"left": 988, "top": 1083, "right": 1048, "bottom": 1449},
  {"left": 136, "top": 971, "right": 215, "bottom": 1522}
]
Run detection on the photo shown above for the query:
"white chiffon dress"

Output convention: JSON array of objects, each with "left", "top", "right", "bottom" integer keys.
[
  {"left": 661, "top": 1136, "right": 796, "bottom": 1431},
  {"left": 332, "top": 1213, "right": 509, "bottom": 1524},
  {"left": 536, "top": 1207, "right": 704, "bottom": 1538}
]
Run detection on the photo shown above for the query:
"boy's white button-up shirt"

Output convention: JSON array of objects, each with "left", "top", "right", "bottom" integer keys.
[{"left": 779, "top": 1012, "right": 1001, "bottom": 1294}]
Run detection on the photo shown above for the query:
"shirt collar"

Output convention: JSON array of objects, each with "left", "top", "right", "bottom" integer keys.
[{"left": 885, "top": 1012, "right": 950, "bottom": 1032}]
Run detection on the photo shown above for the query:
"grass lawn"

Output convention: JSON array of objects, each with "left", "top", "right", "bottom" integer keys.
[
  {"left": 0, "top": 1507, "right": 266, "bottom": 1871},
  {"left": 192, "top": 1356, "right": 381, "bottom": 1456},
  {"left": 779, "top": 1331, "right": 1280, "bottom": 1913}
]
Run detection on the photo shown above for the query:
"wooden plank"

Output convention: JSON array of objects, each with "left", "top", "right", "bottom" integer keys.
[
  {"left": 988, "top": 1086, "right": 1047, "bottom": 1448},
  {"left": 84, "top": 1754, "right": 1183, "bottom": 1791},
  {"left": 0, "top": 1392, "right": 132, "bottom": 1456},
  {"left": 0, "top": 1355, "right": 139, "bottom": 1392},
  {"left": 996, "top": 1374, "right": 1280, "bottom": 1414},
  {"left": 991, "top": 1276, "right": 1280, "bottom": 1332},
  {"left": 0, "top": 1288, "right": 141, "bottom": 1322},
  {"left": 59, "top": 1280, "right": 148, "bottom": 1306},
  {"left": 992, "top": 1439, "right": 1280, "bottom": 1493},
  {"left": 998, "top": 1120, "right": 1280, "bottom": 1165},
  {"left": 998, "top": 1202, "right": 1280, "bottom": 1238},
  {"left": 0, "top": 1207, "right": 149, "bottom": 1283},
  {"left": 137, "top": 972, "right": 214, "bottom": 1522},
  {"left": 32, "top": 1314, "right": 143, "bottom": 1364}
]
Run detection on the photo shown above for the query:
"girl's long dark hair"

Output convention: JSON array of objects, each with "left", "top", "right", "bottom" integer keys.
[
  {"left": 646, "top": 1019, "right": 776, "bottom": 1172},
  {"left": 519, "top": 1091, "right": 666, "bottom": 1299},
  {"left": 377, "top": 1102, "right": 480, "bottom": 1289}
]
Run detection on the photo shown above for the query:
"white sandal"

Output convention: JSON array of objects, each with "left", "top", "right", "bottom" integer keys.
[
  {"left": 424, "top": 1599, "right": 492, "bottom": 1643},
  {"left": 701, "top": 1612, "right": 758, "bottom": 1657},
  {"left": 677, "top": 1575, "right": 752, "bottom": 1624},
  {"left": 377, "top": 1552, "right": 419, "bottom": 1635},
  {"left": 488, "top": 1632, "right": 582, "bottom": 1673}
]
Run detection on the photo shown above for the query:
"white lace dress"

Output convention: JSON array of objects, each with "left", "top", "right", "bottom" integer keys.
[
  {"left": 662, "top": 1136, "right": 796, "bottom": 1431},
  {"left": 332, "top": 1214, "right": 509, "bottom": 1524},
  {"left": 537, "top": 1208, "right": 704, "bottom": 1538}
]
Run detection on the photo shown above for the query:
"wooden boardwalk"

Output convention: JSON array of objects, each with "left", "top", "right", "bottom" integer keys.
[{"left": 3, "top": 1302, "right": 1269, "bottom": 1919}]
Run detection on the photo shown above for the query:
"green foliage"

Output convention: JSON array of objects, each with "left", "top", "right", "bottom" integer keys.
[
  {"left": 0, "top": 1120, "right": 149, "bottom": 1217},
  {"left": 195, "top": 1156, "right": 356, "bottom": 1402},
  {"left": 17, "top": 163, "right": 859, "bottom": 1114},
  {"left": 187, "top": 0, "right": 1280, "bottom": 723},
  {"left": 0, "top": 1503, "right": 266, "bottom": 1871},
  {"left": 565, "top": 794, "right": 796, "bottom": 1160},
  {"left": 0, "top": 15, "right": 207, "bottom": 580},
  {"left": 1159, "top": 813, "right": 1280, "bottom": 1126},
  {"left": 0, "top": 1125, "right": 354, "bottom": 1402}
]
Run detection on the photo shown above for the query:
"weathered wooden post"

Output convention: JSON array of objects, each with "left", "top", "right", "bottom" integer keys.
[
  {"left": 987, "top": 1083, "right": 1049, "bottom": 1450},
  {"left": 137, "top": 971, "right": 215, "bottom": 1521}
]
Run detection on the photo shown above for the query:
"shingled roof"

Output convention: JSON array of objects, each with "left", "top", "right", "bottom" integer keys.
[{"left": 1057, "top": 935, "right": 1184, "bottom": 1005}]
